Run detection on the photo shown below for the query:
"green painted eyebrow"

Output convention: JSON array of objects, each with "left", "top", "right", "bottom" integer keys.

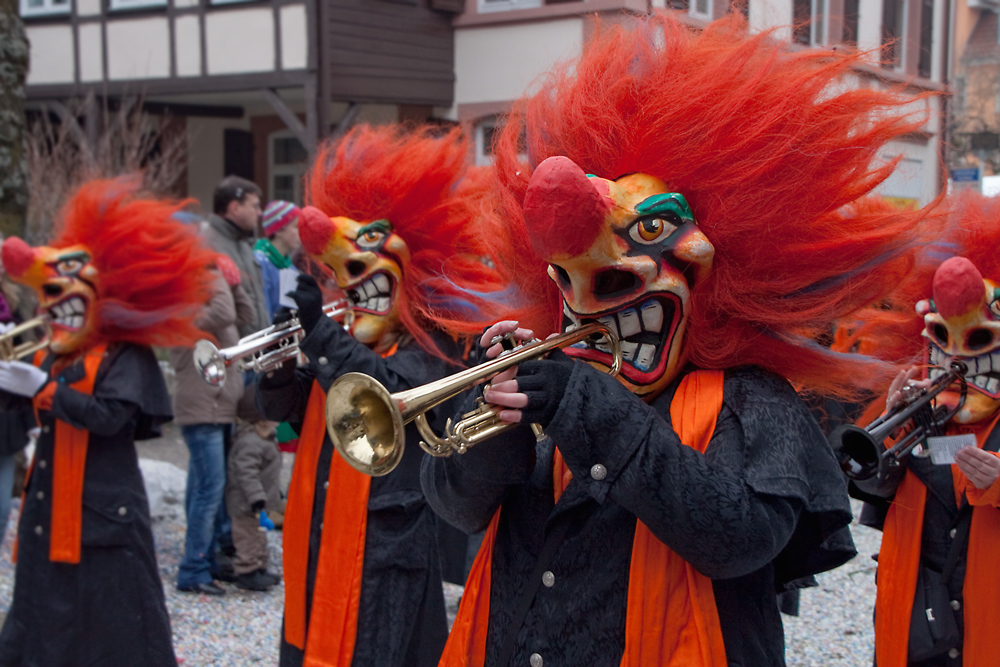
[
  {"left": 634, "top": 193, "right": 694, "bottom": 222},
  {"left": 50, "top": 250, "right": 91, "bottom": 265},
  {"left": 357, "top": 219, "right": 393, "bottom": 237}
]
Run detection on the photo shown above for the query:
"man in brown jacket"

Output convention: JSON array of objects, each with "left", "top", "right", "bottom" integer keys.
[{"left": 171, "top": 263, "right": 253, "bottom": 595}]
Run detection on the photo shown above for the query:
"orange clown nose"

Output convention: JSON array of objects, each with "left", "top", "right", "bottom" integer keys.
[
  {"left": 934, "top": 257, "right": 985, "bottom": 319},
  {"left": 298, "top": 205, "right": 335, "bottom": 256},
  {"left": 523, "top": 156, "right": 610, "bottom": 260}
]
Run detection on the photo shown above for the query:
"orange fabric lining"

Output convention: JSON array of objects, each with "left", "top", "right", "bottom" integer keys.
[
  {"left": 19, "top": 344, "right": 107, "bottom": 564},
  {"left": 874, "top": 411, "right": 1000, "bottom": 667},
  {"left": 439, "top": 370, "right": 728, "bottom": 667}
]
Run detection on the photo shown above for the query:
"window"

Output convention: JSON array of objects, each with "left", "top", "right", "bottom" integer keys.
[
  {"left": 917, "top": 0, "right": 933, "bottom": 78},
  {"left": 269, "top": 131, "right": 308, "bottom": 204},
  {"left": 109, "top": 0, "right": 167, "bottom": 8},
  {"left": 477, "top": 0, "right": 541, "bottom": 13},
  {"left": 109, "top": 0, "right": 167, "bottom": 9},
  {"left": 793, "top": 0, "right": 827, "bottom": 46},
  {"left": 882, "top": 0, "right": 906, "bottom": 70},
  {"left": 842, "top": 0, "right": 859, "bottom": 45},
  {"left": 19, "top": 0, "right": 69, "bottom": 18},
  {"left": 666, "top": 0, "right": 713, "bottom": 20},
  {"left": 474, "top": 120, "right": 498, "bottom": 167},
  {"left": 474, "top": 117, "right": 527, "bottom": 167}
]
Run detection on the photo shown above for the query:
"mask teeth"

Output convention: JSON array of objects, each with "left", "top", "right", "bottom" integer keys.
[
  {"left": 351, "top": 274, "right": 392, "bottom": 313},
  {"left": 570, "top": 297, "right": 669, "bottom": 370},
  {"left": 929, "top": 345, "right": 1000, "bottom": 396}
]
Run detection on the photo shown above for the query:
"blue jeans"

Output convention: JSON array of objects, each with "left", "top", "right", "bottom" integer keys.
[{"left": 177, "top": 423, "right": 230, "bottom": 588}]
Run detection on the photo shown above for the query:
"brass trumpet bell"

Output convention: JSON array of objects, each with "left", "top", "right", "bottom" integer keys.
[{"left": 325, "top": 322, "right": 622, "bottom": 476}]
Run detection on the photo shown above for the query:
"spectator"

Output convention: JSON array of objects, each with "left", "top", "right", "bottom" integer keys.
[
  {"left": 171, "top": 258, "right": 253, "bottom": 595},
  {"left": 207, "top": 176, "right": 269, "bottom": 337},
  {"left": 255, "top": 200, "right": 302, "bottom": 323},
  {"left": 225, "top": 388, "right": 282, "bottom": 591}
]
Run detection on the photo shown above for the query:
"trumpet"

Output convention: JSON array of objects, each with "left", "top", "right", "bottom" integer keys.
[
  {"left": 0, "top": 316, "right": 52, "bottom": 362},
  {"left": 831, "top": 360, "right": 968, "bottom": 481},
  {"left": 194, "top": 300, "right": 351, "bottom": 387},
  {"left": 325, "top": 322, "right": 622, "bottom": 476}
]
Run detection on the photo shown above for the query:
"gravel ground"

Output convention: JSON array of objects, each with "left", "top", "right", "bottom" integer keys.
[{"left": 0, "top": 482, "right": 880, "bottom": 667}]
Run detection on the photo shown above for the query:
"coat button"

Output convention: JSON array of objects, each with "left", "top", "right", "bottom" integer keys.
[
  {"left": 38, "top": 460, "right": 47, "bottom": 469},
  {"left": 590, "top": 464, "right": 607, "bottom": 481},
  {"left": 541, "top": 570, "right": 555, "bottom": 588},
  {"left": 324, "top": 481, "right": 329, "bottom": 490},
  {"left": 34, "top": 525, "right": 43, "bottom": 536},
  {"left": 118, "top": 506, "right": 127, "bottom": 516},
  {"left": 266, "top": 371, "right": 274, "bottom": 379},
  {"left": 949, "top": 528, "right": 957, "bottom": 539},
  {"left": 318, "top": 356, "right": 329, "bottom": 365},
  {"left": 319, "top": 522, "right": 324, "bottom": 531},
  {"left": 35, "top": 491, "right": 43, "bottom": 500},
  {"left": 42, "top": 426, "right": 50, "bottom": 433},
  {"left": 948, "top": 648, "right": 960, "bottom": 659},
  {"left": 529, "top": 653, "right": 543, "bottom": 667},
  {"left": 950, "top": 599, "right": 961, "bottom": 611}
]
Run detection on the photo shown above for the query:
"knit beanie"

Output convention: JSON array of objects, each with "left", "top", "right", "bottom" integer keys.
[{"left": 262, "top": 200, "right": 301, "bottom": 237}]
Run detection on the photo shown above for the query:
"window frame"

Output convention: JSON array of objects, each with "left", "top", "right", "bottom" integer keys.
[
  {"left": 108, "top": 0, "right": 167, "bottom": 11},
  {"left": 19, "top": 0, "right": 71, "bottom": 18},
  {"left": 476, "top": 0, "right": 541, "bottom": 14}
]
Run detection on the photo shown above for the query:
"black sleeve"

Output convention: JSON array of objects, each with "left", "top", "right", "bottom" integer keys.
[
  {"left": 298, "top": 316, "right": 430, "bottom": 394},
  {"left": 542, "top": 363, "right": 841, "bottom": 580},
  {"left": 49, "top": 345, "right": 169, "bottom": 438},
  {"left": 420, "top": 388, "right": 538, "bottom": 534}
]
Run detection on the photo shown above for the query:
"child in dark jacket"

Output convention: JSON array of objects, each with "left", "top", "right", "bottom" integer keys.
[{"left": 226, "top": 391, "right": 283, "bottom": 591}]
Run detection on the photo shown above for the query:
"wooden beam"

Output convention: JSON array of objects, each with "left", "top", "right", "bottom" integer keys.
[
  {"left": 261, "top": 87, "right": 312, "bottom": 152},
  {"left": 332, "top": 102, "right": 360, "bottom": 139}
]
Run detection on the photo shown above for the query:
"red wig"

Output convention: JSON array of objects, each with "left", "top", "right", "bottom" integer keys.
[
  {"left": 305, "top": 125, "right": 525, "bottom": 355},
  {"left": 840, "top": 191, "right": 999, "bottom": 367},
  {"left": 492, "top": 13, "right": 940, "bottom": 396},
  {"left": 44, "top": 177, "right": 215, "bottom": 349}
]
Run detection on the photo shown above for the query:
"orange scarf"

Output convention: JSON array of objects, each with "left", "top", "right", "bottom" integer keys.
[
  {"left": 440, "top": 370, "right": 729, "bottom": 667},
  {"left": 283, "top": 342, "right": 398, "bottom": 666},
  {"left": 20, "top": 344, "right": 107, "bottom": 564},
  {"left": 874, "top": 412, "right": 1000, "bottom": 667}
]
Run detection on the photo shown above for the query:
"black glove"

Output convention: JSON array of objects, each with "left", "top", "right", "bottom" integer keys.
[
  {"left": 286, "top": 273, "right": 324, "bottom": 335},
  {"left": 515, "top": 348, "right": 575, "bottom": 428},
  {"left": 251, "top": 499, "right": 266, "bottom": 513},
  {"left": 272, "top": 307, "right": 295, "bottom": 327}
]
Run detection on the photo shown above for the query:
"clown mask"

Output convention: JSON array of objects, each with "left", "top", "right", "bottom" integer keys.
[
  {"left": 523, "top": 156, "right": 715, "bottom": 400},
  {"left": 298, "top": 206, "right": 409, "bottom": 350},
  {"left": 1, "top": 238, "right": 98, "bottom": 355},
  {"left": 918, "top": 256, "right": 1000, "bottom": 424}
]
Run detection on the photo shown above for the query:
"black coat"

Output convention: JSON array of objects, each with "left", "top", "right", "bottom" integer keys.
[
  {"left": 422, "top": 363, "right": 856, "bottom": 667},
  {"left": 0, "top": 343, "right": 176, "bottom": 667},
  {"left": 257, "top": 316, "right": 461, "bottom": 667}
]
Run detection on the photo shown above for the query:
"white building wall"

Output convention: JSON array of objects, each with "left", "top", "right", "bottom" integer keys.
[
  {"left": 205, "top": 9, "right": 275, "bottom": 74},
  {"left": 78, "top": 22, "right": 103, "bottom": 82},
  {"left": 174, "top": 15, "right": 202, "bottom": 77},
  {"left": 25, "top": 25, "right": 74, "bottom": 85},
  {"left": 107, "top": 17, "right": 171, "bottom": 79},
  {"left": 76, "top": 0, "right": 101, "bottom": 16},
  {"left": 451, "top": 17, "right": 583, "bottom": 115},
  {"left": 280, "top": 4, "right": 308, "bottom": 70},
  {"left": 748, "top": 0, "right": 794, "bottom": 40}
]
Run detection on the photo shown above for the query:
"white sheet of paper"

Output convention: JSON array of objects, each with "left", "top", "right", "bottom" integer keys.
[
  {"left": 927, "top": 434, "right": 977, "bottom": 465},
  {"left": 278, "top": 268, "right": 299, "bottom": 309}
]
